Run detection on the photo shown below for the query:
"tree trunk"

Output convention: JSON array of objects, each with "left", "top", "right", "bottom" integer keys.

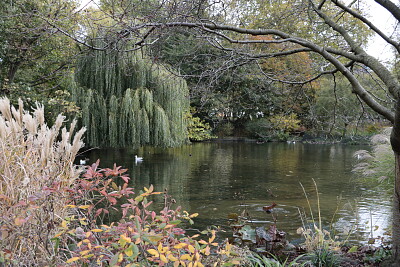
[
  {"left": 393, "top": 152, "right": 400, "bottom": 265},
  {"left": 391, "top": 100, "right": 400, "bottom": 265},
  {"left": 7, "top": 62, "right": 20, "bottom": 83}
]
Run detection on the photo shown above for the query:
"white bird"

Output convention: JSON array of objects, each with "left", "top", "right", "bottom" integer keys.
[{"left": 135, "top": 155, "right": 143, "bottom": 163}]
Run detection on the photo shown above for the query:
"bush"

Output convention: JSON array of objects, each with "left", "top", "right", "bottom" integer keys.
[
  {"left": 269, "top": 113, "right": 300, "bottom": 133},
  {"left": 186, "top": 108, "right": 215, "bottom": 141},
  {"left": 0, "top": 97, "right": 243, "bottom": 266},
  {"left": 245, "top": 118, "right": 272, "bottom": 138},
  {"left": 214, "top": 121, "right": 234, "bottom": 137},
  {"left": 0, "top": 97, "right": 85, "bottom": 265}
]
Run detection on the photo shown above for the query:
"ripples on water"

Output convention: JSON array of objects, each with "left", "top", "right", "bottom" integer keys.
[{"left": 85, "top": 142, "right": 391, "bottom": 245}]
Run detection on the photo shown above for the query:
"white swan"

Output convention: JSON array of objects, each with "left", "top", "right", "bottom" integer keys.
[{"left": 135, "top": 155, "right": 143, "bottom": 163}]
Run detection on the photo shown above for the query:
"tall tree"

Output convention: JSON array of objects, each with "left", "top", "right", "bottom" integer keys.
[
  {"left": 0, "top": 0, "right": 81, "bottom": 121},
  {"left": 0, "top": 0, "right": 79, "bottom": 85},
  {"left": 72, "top": 38, "right": 189, "bottom": 148}
]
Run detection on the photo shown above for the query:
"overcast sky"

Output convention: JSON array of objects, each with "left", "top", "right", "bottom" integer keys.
[{"left": 365, "top": 1, "right": 397, "bottom": 64}]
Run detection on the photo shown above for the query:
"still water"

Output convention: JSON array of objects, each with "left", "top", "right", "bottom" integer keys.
[{"left": 84, "top": 142, "right": 391, "bottom": 244}]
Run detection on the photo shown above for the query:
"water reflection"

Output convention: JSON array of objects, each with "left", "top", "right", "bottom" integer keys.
[{"left": 85, "top": 142, "right": 391, "bottom": 244}]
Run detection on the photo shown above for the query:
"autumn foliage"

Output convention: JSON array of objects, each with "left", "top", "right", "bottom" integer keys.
[{"left": 0, "top": 97, "right": 241, "bottom": 266}]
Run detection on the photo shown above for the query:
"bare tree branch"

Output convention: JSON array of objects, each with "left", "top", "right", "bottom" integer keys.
[{"left": 331, "top": 0, "right": 400, "bottom": 54}]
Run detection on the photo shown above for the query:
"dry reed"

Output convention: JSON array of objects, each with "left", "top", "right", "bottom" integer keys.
[{"left": 0, "top": 97, "right": 85, "bottom": 265}]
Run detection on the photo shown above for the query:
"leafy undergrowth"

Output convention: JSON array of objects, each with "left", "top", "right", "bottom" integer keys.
[{"left": 2, "top": 159, "right": 247, "bottom": 266}]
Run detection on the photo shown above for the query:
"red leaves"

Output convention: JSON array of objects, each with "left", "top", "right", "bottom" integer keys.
[
  {"left": 104, "top": 164, "right": 129, "bottom": 180},
  {"left": 82, "top": 160, "right": 103, "bottom": 179}
]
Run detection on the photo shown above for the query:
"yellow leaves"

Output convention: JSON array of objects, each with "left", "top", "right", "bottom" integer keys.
[
  {"left": 146, "top": 234, "right": 163, "bottom": 243},
  {"left": 91, "top": 229, "right": 103, "bottom": 232},
  {"left": 208, "top": 230, "right": 216, "bottom": 243},
  {"left": 199, "top": 230, "right": 218, "bottom": 247},
  {"left": 136, "top": 185, "right": 163, "bottom": 202},
  {"left": 189, "top": 213, "right": 199, "bottom": 218},
  {"left": 53, "top": 231, "right": 63, "bottom": 238},
  {"left": 188, "top": 245, "right": 195, "bottom": 253},
  {"left": 78, "top": 205, "right": 91, "bottom": 209},
  {"left": 180, "top": 254, "right": 193, "bottom": 261},
  {"left": 158, "top": 242, "right": 169, "bottom": 254},
  {"left": 65, "top": 204, "right": 76, "bottom": 208},
  {"left": 66, "top": 257, "right": 80, "bottom": 263},
  {"left": 201, "top": 246, "right": 211, "bottom": 256},
  {"left": 168, "top": 254, "right": 178, "bottom": 261},
  {"left": 174, "top": 243, "right": 188, "bottom": 249},
  {"left": 79, "top": 250, "right": 91, "bottom": 256},
  {"left": 119, "top": 234, "right": 132, "bottom": 247},
  {"left": 147, "top": 249, "right": 159, "bottom": 257},
  {"left": 144, "top": 185, "right": 154, "bottom": 193},
  {"left": 160, "top": 254, "right": 168, "bottom": 263},
  {"left": 124, "top": 244, "right": 134, "bottom": 257},
  {"left": 111, "top": 181, "right": 119, "bottom": 191},
  {"left": 270, "top": 113, "right": 301, "bottom": 132}
]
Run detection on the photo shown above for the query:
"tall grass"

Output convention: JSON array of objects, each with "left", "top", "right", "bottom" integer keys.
[
  {"left": 352, "top": 127, "right": 394, "bottom": 188},
  {"left": 0, "top": 97, "right": 85, "bottom": 265},
  {"left": 297, "top": 180, "right": 342, "bottom": 252}
]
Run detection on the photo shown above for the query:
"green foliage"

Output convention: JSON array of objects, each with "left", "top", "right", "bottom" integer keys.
[
  {"left": 1, "top": 82, "right": 81, "bottom": 124},
  {"left": 248, "top": 253, "right": 309, "bottom": 267},
  {"left": 309, "top": 248, "right": 341, "bottom": 267},
  {"left": 186, "top": 108, "right": 215, "bottom": 141},
  {"left": 269, "top": 113, "right": 301, "bottom": 133},
  {"left": 364, "top": 247, "right": 392, "bottom": 265},
  {"left": 314, "top": 74, "right": 391, "bottom": 137},
  {"left": 72, "top": 40, "right": 189, "bottom": 148},
  {"left": 214, "top": 121, "right": 234, "bottom": 137},
  {"left": 0, "top": 0, "right": 81, "bottom": 125},
  {"left": 0, "top": 0, "right": 79, "bottom": 84},
  {"left": 51, "top": 161, "right": 244, "bottom": 266},
  {"left": 245, "top": 118, "right": 271, "bottom": 138}
]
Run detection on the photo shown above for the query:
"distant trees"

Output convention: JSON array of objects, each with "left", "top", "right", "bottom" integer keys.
[{"left": 0, "top": 0, "right": 80, "bottom": 119}]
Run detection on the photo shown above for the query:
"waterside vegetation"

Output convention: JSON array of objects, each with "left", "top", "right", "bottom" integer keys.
[{"left": 0, "top": 98, "right": 393, "bottom": 266}]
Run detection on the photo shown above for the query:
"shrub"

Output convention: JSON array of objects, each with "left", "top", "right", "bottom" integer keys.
[
  {"left": 0, "top": 97, "right": 85, "bottom": 265},
  {"left": 53, "top": 161, "right": 243, "bottom": 266},
  {"left": 269, "top": 113, "right": 300, "bottom": 133},
  {"left": 245, "top": 118, "right": 272, "bottom": 139},
  {"left": 214, "top": 121, "right": 234, "bottom": 137},
  {"left": 186, "top": 108, "right": 215, "bottom": 141}
]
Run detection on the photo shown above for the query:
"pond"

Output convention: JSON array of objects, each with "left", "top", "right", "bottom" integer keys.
[{"left": 83, "top": 142, "right": 392, "bottom": 245}]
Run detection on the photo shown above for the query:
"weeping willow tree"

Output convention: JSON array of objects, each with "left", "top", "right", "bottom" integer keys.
[{"left": 71, "top": 43, "right": 189, "bottom": 148}]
